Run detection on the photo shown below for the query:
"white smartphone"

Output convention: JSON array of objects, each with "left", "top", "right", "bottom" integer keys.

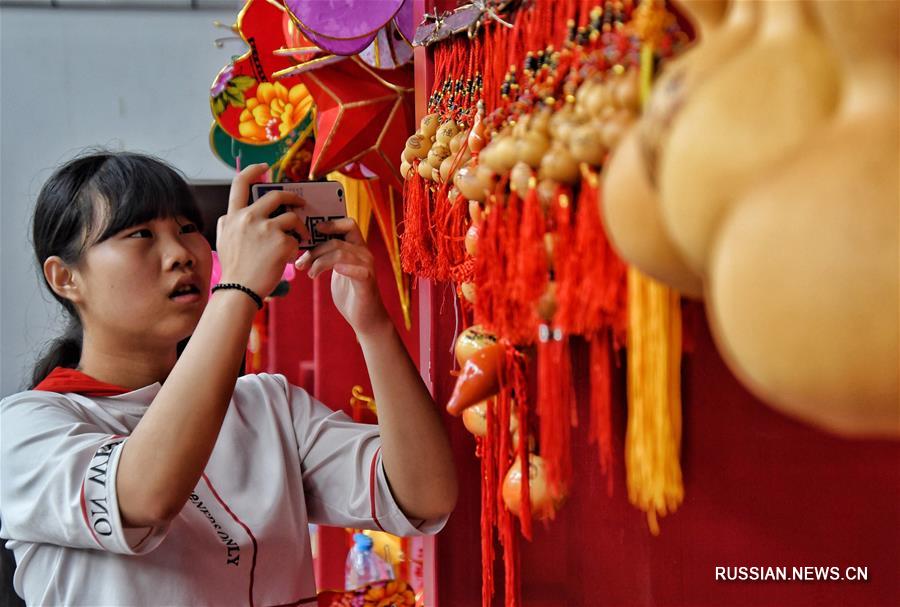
[{"left": 250, "top": 181, "right": 347, "bottom": 250}]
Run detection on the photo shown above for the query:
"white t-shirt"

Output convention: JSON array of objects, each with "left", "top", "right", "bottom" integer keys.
[{"left": 0, "top": 373, "right": 446, "bottom": 606}]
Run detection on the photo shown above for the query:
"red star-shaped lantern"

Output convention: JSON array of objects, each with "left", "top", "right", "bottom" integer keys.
[{"left": 297, "top": 57, "right": 414, "bottom": 191}]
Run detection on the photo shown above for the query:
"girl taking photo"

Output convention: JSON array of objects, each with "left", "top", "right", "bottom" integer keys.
[{"left": 0, "top": 152, "right": 457, "bottom": 606}]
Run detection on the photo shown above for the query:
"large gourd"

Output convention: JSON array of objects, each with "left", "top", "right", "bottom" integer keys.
[
  {"left": 707, "top": 0, "right": 900, "bottom": 437},
  {"left": 658, "top": 0, "right": 839, "bottom": 276}
]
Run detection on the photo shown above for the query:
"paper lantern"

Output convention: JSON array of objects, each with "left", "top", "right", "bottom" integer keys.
[{"left": 298, "top": 57, "right": 414, "bottom": 191}]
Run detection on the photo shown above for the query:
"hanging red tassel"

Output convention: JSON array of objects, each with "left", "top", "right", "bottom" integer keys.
[
  {"left": 431, "top": 193, "right": 453, "bottom": 280},
  {"left": 588, "top": 330, "right": 615, "bottom": 495},
  {"left": 400, "top": 166, "right": 436, "bottom": 277},
  {"left": 474, "top": 176, "right": 511, "bottom": 333},
  {"left": 581, "top": 167, "right": 628, "bottom": 339},
  {"left": 498, "top": 502, "right": 520, "bottom": 607},
  {"left": 473, "top": 199, "right": 501, "bottom": 330},
  {"left": 551, "top": 186, "right": 578, "bottom": 332},
  {"left": 537, "top": 324, "right": 573, "bottom": 503},
  {"left": 479, "top": 410, "right": 496, "bottom": 607},
  {"left": 508, "top": 180, "right": 547, "bottom": 344},
  {"left": 509, "top": 348, "right": 533, "bottom": 541},
  {"left": 496, "top": 351, "right": 514, "bottom": 513},
  {"left": 495, "top": 350, "right": 520, "bottom": 607},
  {"left": 436, "top": 152, "right": 472, "bottom": 282},
  {"left": 559, "top": 332, "right": 576, "bottom": 494},
  {"left": 499, "top": 188, "right": 522, "bottom": 337},
  {"left": 535, "top": 188, "right": 577, "bottom": 501},
  {"left": 475, "top": 341, "right": 530, "bottom": 607},
  {"left": 588, "top": 167, "right": 629, "bottom": 349}
]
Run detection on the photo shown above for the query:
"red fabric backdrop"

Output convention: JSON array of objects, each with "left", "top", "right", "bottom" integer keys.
[{"left": 429, "top": 302, "right": 900, "bottom": 607}]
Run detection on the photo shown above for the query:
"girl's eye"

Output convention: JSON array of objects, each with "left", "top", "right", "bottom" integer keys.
[
  {"left": 127, "top": 229, "right": 152, "bottom": 238},
  {"left": 179, "top": 223, "right": 199, "bottom": 234}
]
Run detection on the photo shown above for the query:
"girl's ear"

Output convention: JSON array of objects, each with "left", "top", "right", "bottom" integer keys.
[{"left": 44, "top": 256, "right": 83, "bottom": 305}]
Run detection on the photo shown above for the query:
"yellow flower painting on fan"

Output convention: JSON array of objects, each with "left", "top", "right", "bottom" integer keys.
[{"left": 239, "top": 82, "right": 313, "bottom": 143}]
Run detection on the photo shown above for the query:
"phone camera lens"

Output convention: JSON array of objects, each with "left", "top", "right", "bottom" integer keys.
[{"left": 337, "top": 189, "right": 343, "bottom": 198}]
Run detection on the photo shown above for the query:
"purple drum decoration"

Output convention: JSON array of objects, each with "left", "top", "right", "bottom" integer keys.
[
  {"left": 393, "top": 0, "right": 414, "bottom": 43},
  {"left": 302, "top": 26, "right": 375, "bottom": 56},
  {"left": 359, "top": 21, "right": 413, "bottom": 69},
  {"left": 285, "top": 0, "right": 403, "bottom": 40}
]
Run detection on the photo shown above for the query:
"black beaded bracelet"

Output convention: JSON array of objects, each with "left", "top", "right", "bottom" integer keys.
[{"left": 211, "top": 283, "right": 263, "bottom": 310}]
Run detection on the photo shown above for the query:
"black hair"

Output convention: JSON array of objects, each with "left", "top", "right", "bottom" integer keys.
[{"left": 29, "top": 150, "right": 204, "bottom": 389}]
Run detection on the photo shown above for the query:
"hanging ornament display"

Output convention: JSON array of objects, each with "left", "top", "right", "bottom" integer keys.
[
  {"left": 401, "top": 1, "right": 691, "bottom": 605},
  {"left": 605, "top": 0, "right": 897, "bottom": 435},
  {"left": 657, "top": 0, "right": 838, "bottom": 277},
  {"left": 600, "top": 0, "right": 741, "bottom": 298}
]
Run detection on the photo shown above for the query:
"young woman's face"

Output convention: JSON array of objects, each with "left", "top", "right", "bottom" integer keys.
[{"left": 74, "top": 215, "right": 212, "bottom": 349}]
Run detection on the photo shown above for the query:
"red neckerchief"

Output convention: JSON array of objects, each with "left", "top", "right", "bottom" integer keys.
[{"left": 34, "top": 367, "right": 131, "bottom": 397}]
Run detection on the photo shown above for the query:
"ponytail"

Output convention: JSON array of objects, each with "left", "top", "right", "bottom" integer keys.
[{"left": 29, "top": 319, "right": 83, "bottom": 389}]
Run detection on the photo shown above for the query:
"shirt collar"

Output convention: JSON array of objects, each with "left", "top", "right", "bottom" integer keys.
[{"left": 34, "top": 367, "right": 160, "bottom": 401}]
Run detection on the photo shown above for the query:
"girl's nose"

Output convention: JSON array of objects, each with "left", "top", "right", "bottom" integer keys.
[{"left": 163, "top": 236, "right": 196, "bottom": 271}]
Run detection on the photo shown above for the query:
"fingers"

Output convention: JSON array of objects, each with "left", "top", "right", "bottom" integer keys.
[
  {"left": 300, "top": 243, "right": 373, "bottom": 280},
  {"left": 250, "top": 189, "right": 306, "bottom": 220},
  {"left": 295, "top": 238, "right": 373, "bottom": 269},
  {"left": 227, "top": 164, "right": 269, "bottom": 214},
  {"left": 216, "top": 215, "right": 226, "bottom": 245},
  {"left": 316, "top": 217, "right": 364, "bottom": 245},
  {"left": 270, "top": 210, "right": 312, "bottom": 241},
  {"left": 294, "top": 237, "right": 344, "bottom": 268}
]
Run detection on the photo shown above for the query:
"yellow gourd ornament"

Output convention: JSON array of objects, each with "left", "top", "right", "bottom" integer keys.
[
  {"left": 603, "top": 130, "right": 703, "bottom": 297},
  {"left": 707, "top": 0, "right": 900, "bottom": 437},
  {"left": 658, "top": 0, "right": 839, "bottom": 275}
]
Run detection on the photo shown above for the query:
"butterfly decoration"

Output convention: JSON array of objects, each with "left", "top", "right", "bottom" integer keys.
[{"left": 209, "top": 0, "right": 313, "bottom": 146}]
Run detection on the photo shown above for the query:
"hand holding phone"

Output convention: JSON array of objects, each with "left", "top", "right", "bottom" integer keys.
[{"left": 250, "top": 181, "right": 347, "bottom": 250}]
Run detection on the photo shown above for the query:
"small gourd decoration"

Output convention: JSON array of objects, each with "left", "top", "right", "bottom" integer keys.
[
  {"left": 401, "top": 114, "right": 440, "bottom": 182},
  {"left": 501, "top": 454, "right": 563, "bottom": 521}
]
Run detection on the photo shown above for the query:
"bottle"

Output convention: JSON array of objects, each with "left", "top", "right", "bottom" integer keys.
[{"left": 344, "top": 533, "right": 394, "bottom": 590}]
